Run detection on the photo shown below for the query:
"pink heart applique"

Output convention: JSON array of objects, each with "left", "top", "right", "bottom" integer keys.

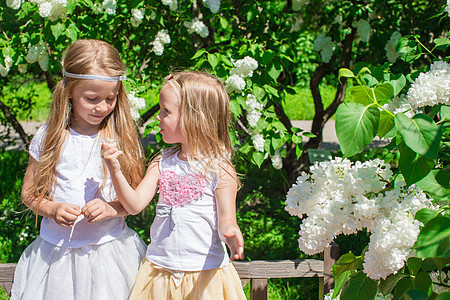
[{"left": 159, "top": 170, "right": 205, "bottom": 207}]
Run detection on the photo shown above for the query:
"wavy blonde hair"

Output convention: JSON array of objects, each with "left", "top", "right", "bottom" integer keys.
[
  {"left": 164, "top": 71, "right": 238, "bottom": 182},
  {"left": 31, "top": 39, "right": 144, "bottom": 203}
]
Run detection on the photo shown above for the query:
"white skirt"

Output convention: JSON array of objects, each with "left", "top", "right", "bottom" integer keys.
[{"left": 11, "top": 226, "right": 147, "bottom": 300}]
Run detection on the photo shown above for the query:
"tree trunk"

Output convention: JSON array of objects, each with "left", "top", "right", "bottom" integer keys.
[{"left": 0, "top": 100, "right": 30, "bottom": 146}]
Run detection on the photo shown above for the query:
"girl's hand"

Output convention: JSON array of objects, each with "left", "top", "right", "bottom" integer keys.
[
  {"left": 54, "top": 203, "right": 81, "bottom": 227},
  {"left": 82, "top": 198, "right": 119, "bottom": 223},
  {"left": 221, "top": 225, "right": 245, "bottom": 261},
  {"left": 101, "top": 141, "right": 123, "bottom": 173}
]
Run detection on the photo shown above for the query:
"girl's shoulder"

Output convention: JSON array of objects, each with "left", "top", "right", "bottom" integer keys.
[{"left": 29, "top": 124, "right": 49, "bottom": 159}]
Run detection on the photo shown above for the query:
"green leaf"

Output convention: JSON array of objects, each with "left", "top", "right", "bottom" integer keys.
[
  {"left": 336, "top": 103, "right": 380, "bottom": 157},
  {"left": 415, "top": 216, "right": 450, "bottom": 258},
  {"left": 379, "top": 273, "right": 406, "bottom": 295},
  {"left": 332, "top": 252, "right": 363, "bottom": 279},
  {"left": 398, "top": 142, "right": 435, "bottom": 185},
  {"left": 395, "top": 113, "right": 442, "bottom": 160},
  {"left": 51, "top": 23, "right": 66, "bottom": 40},
  {"left": 268, "top": 61, "right": 283, "bottom": 81},
  {"left": 436, "top": 292, "right": 450, "bottom": 300},
  {"left": 413, "top": 271, "right": 432, "bottom": 293},
  {"left": 263, "top": 84, "right": 279, "bottom": 97},
  {"left": 66, "top": 0, "right": 76, "bottom": 13},
  {"left": 219, "top": 16, "right": 228, "bottom": 29},
  {"left": 415, "top": 208, "right": 438, "bottom": 226},
  {"left": 374, "top": 83, "right": 394, "bottom": 105},
  {"left": 333, "top": 270, "right": 351, "bottom": 298},
  {"left": 404, "top": 289, "right": 428, "bottom": 300},
  {"left": 407, "top": 257, "right": 422, "bottom": 276},
  {"left": 262, "top": 50, "right": 276, "bottom": 65},
  {"left": 229, "top": 100, "right": 242, "bottom": 117},
  {"left": 65, "top": 23, "right": 79, "bottom": 42},
  {"left": 388, "top": 74, "right": 406, "bottom": 97},
  {"left": 207, "top": 53, "right": 219, "bottom": 68},
  {"left": 338, "top": 68, "right": 355, "bottom": 83},
  {"left": 340, "top": 271, "right": 377, "bottom": 300},
  {"left": 378, "top": 110, "right": 395, "bottom": 138},
  {"left": 441, "top": 105, "right": 450, "bottom": 120},
  {"left": 251, "top": 151, "right": 265, "bottom": 168},
  {"left": 350, "top": 86, "right": 375, "bottom": 106},
  {"left": 191, "top": 49, "right": 206, "bottom": 60},
  {"left": 395, "top": 277, "right": 414, "bottom": 299},
  {"left": 416, "top": 170, "right": 450, "bottom": 201}
]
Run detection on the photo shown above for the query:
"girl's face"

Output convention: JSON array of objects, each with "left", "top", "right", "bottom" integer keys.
[
  {"left": 69, "top": 79, "right": 120, "bottom": 135},
  {"left": 157, "top": 84, "right": 185, "bottom": 145}
]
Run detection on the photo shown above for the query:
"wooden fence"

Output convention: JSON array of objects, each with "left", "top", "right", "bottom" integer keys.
[{"left": 0, "top": 243, "right": 338, "bottom": 300}]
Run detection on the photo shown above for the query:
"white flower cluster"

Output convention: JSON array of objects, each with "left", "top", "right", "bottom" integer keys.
[
  {"left": 245, "top": 94, "right": 263, "bottom": 127},
  {"left": 225, "top": 56, "right": 258, "bottom": 93},
  {"left": 102, "top": 0, "right": 116, "bottom": 15},
  {"left": 385, "top": 31, "right": 402, "bottom": 63},
  {"left": 25, "top": 42, "right": 49, "bottom": 71},
  {"left": 447, "top": 0, "right": 450, "bottom": 17},
  {"left": 292, "top": 0, "right": 307, "bottom": 11},
  {"left": 251, "top": 134, "right": 265, "bottom": 152},
  {"left": 353, "top": 19, "right": 371, "bottom": 43},
  {"left": 0, "top": 56, "right": 13, "bottom": 77},
  {"left": 151, "top": 30, "right": 171, "bottom": 56},
  {"left": 31, "top": 0, "right": 68, "bottom": 20},
  {"left": 383, "top": 94, "right": 415, "bottom": 118},
  {"left": 131, "top": 9, "right": 144, "bottom": 27},
  {"left": 285, "top": 158, "right": 433, "bottom": 280},
  {"left": 202, "top": 0, "right": 220, "bottom": 13},
  {"left": 162, "top": 0, "right": 177, "bottom": 11},
  {"left": 406, "top": 60, "right": 450, "bottom": 109},
  {"left": 184, "top": 18, "right": 209, "bottom": 38},
  {"left": 128, "top": 91, "right": 146, "bottom": 120},
  {"left": 313, "top": 34, "right": 334, "bottom": 63},
  {"left": 271, "top": 149, "right": 283, "bottom": 170},
  {"left": 6, "top": 0, "right": 23, "bottom": 9}
]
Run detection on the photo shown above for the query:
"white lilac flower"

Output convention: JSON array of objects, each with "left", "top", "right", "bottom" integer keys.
[
  {"left": 271, "top": 149, "right": 283, "bottom": 170},
  {"left": 292, "top": 0, "right": 307, "bottom": 11},
  {"left": 353, "top": 19, "right": 371, "bottom": 43},
  {"left": 151, "top": 30, "right": 171, "bottom": 56},
  {"left": 38, "top": 51, "right": 49, "bottom": 71},
  {"left": 313, "top": 34, "right": 334, "bottom": 63},
  {"left": 152, "top": 41, "right": 164, "bottom": 56},
  {"left": 285, "top": 158, "right": 432, "bottom": 279},
  {"left": 385, "top": 31, "right": 402, "bottom": 63},
  {"left": 447, "top": 0, "right": 450, "bottom": 17},
  {"left": 102, "top": 0, "right": 116, "bottom": 15},
  {"left": 231, "top": 56, "right": 258, "bottom": 78},
  {"left": 6, "top": 0, "right": 22, "bottom": 9},
  {"left": 149, "top": 10, "right": 156, "bottom": 20},
  {"left": 382, "top": 94, "right": 415, "bottom": 118},
  {"left": 128, "top": 91, "right": 146, "bottom": 120},
  {"left": 131, "top": 8, "right": 144, "bottom": 27},
  {"left": 202, "top": 0, "right": 220, "bottom": 13},
  {"left": 4, "top": 56, "right": 13, "bottom": 68},
  {"left": 162, "top": 0, "right": 177, "bottom": 11},
  {"left": 225, "top": 74, "right": 246, "bottom": 93},
  {"left": 406, "top": 60, "right": 450, "bottom": 109},
  {"left": 26, "top": 42, "right": 48, "bottom": 71},
  {"left": 184, "top": 18, "right": 209, "bottom": 38},
  {"left": 18, "top": 64, "right": 27, "bottom": 73},
  {"left": 252, "top": 134, "right": 265, "bottom": 152},
  {"left": 245, "top": 94, "right": 263, "bottom": 127},
  {"left": 38, "top": 2, "right": 53, "bottom": 18}
]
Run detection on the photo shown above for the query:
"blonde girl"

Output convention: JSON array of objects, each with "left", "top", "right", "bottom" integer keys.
[
  {"left": 102, "top": 71, "right": 246, "bottom": 299},
  {"left": 11, "top": 39, "right": 147, "bottom": 300}
]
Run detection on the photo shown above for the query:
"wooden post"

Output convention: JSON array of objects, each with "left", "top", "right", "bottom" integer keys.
[
  {"left": 250, "top": 278, "right": 267, "bottom": 300},
  {"left": 0, "top": 263, "right": 17, "bottom": 296},
  {"left": 323, "top": 242, "right": 339, "bottom": 294}
]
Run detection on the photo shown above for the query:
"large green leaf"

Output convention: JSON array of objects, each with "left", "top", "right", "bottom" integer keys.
[
  {"left": 350, "top": 86, "right": 375, "bottom": 106},
  {"left": 395, "top": 113, "right": 442, "bottom": 160},
  {"left": 378, "top": 110, "right": 395, "bottom": 138},
  {"left": 415, "top": 208, "right": 438, "bottom": 226},
  {"left": 416, "top": 170, "right": 450, "bottom": 201},
  {"left": 332, "top": 252, "right": 363, "bottom": 279},
  {"left": 336, "top": 103, "right": 380, "bottom": 157},
  {"left": 340, "top": 271, "right": 377, "bottom": 300},
  {"left": 413, "top": 271, "right": 432, "bottom": 293},
  {"left": 379, "top": 273, "right": 406, "bottom": 295},
  {"left": 333, "top": 270, "right": 351, "bottom": 299},
  {"left": 415, "top": 216, "right": 450, "bottom": 258},
  {"left": 398, "top": 142, "right": 435, "bottom": 185},
  {"left": 407, "top": 257, "right": 422, "bottom": 276},
  {"left": 404, "top": 289, "right": 428, "bottom": 300},
  {"left": 441, "top": 105, "right": 450, "bottom": 120},
  {"left": 374, "top": 83, "right": 394, "bottom": 105},
  {"left": 338, "top": 68, "right": 355, "bottom": 83},
  {"left": 388, "top": 74, "right": 407, "bottom": 97}
]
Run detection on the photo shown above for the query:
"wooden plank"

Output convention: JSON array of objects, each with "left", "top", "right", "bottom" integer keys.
[
  {"left": 323, "top": 242, "right": 339, "bottom": 295},
  {"left": 0, "top": 263, "right": 17, "bottom": 296},
  {"left": 250, "top": 279, "right": 267, "bottom": 300},
  {"left": 232, "top": 259, "right": 324, "bottom": 279}
]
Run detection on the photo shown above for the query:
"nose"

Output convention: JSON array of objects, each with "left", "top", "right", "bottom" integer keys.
[
  {"left": 95, "top": 100, "right": 109, "bottom": 114},
  {"left": 156, "top": 112, "right": 161, "bottom": 121}
]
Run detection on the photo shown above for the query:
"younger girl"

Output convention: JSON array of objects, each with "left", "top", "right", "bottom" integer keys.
[
  {"left": 102, "top": 71, "right": 246, "bottom": 299},
  {"left": 11, "top": 39, "right": 147, "bottom": 300}
]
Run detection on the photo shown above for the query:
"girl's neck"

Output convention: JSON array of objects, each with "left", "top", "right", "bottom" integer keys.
[{"left": 177, "top": 147, "right": 206, "bottom": 161}]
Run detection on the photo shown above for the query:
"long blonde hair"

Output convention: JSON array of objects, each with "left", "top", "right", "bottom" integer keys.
[
  {"left": 164, "top": 71, "right": 237, "bottom": 180},
  {"left": 31, "top": 39, "right": 144, "bottom": 202}
]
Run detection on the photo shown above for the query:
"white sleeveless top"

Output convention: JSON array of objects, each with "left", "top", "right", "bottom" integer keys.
[
  {"left": 145, "top": 150, "right": 229, "bottom": 271},
  {"left": 29, "top": 125, "right": 126, "bottom": 248}
]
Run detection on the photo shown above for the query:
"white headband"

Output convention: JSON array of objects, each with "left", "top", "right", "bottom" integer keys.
[{"left": 64, "top": 71, "right": 127, "bottom": 82}]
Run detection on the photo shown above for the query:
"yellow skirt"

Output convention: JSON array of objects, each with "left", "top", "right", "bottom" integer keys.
[{"left": 129, "top": 259, "right": 246, "bottom": 300}]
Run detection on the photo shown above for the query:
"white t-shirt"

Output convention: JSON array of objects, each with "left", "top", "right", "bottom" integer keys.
[
  {"left": 145, "top": 150, "right": 230, "bottom": 271},
  {"left": 29, "top": 125, "right": 126, "bottom": 248}
]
